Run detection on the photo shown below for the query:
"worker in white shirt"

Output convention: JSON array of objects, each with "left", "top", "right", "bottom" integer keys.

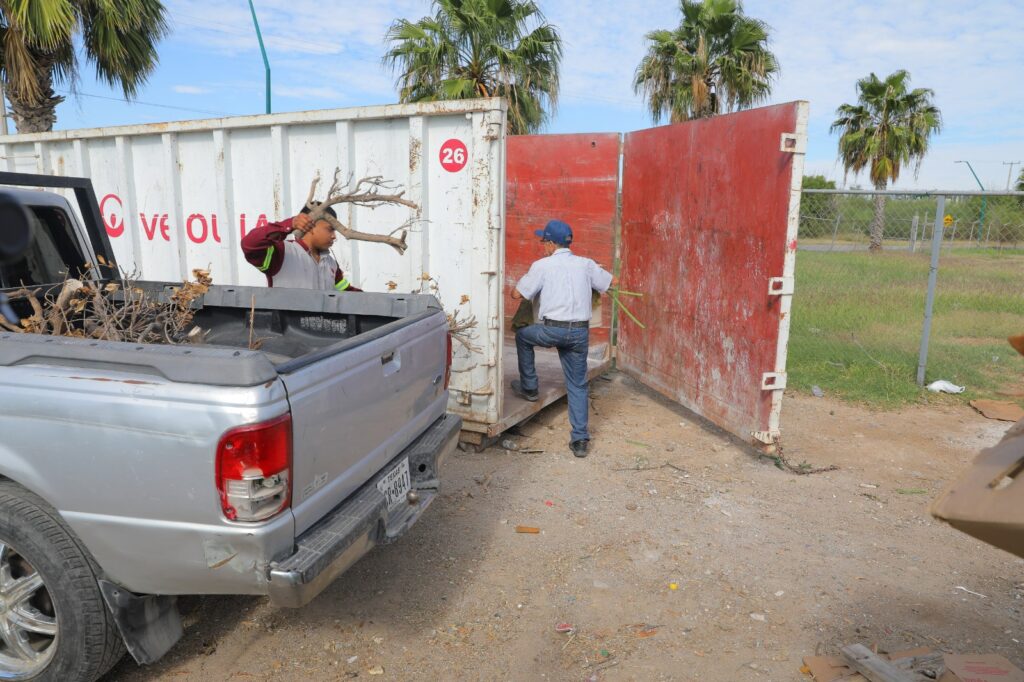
[{"left": 511, "top": 220, "right": 614, "bottom": 457}]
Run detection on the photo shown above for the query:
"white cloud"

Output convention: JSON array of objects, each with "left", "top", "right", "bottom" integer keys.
[
  {"left": 172, "top": 84, "right": 210, "bottom": 95},
  {"left": 147, "top": 1, "right": 1024, "bottom": 191},
  {"left": 273, "top": 85, "right": 345, "bottom": 101},
  {"left": 748, "top": 0, "right": 1024, "bottom": 189}
]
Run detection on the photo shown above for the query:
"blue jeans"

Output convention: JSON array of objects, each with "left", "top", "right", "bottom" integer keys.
[{"left": 515, "top": 324, "right": 590, "bottom": 443}]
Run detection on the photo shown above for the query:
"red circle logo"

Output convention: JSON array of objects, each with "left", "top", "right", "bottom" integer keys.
[
  {"left": 100, "top": 193, "right": 124, "bottom": 238},
  {"left": 439, "top": 139, "right": 468, "bottom": 172}
]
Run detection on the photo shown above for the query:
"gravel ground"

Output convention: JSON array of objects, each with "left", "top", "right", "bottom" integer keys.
[{"left": 107, "top": 372, "right": 1024, "bottom": 681}]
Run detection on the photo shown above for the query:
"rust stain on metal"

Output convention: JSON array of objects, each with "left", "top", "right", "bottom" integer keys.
[
  {"left": 68, "top": 376, "right": 157, "bottom": 386},
  {"left": 209, "top": 553, "right": 238, "bottom": 569},
  {"left": 409, "top": 137, "right": 422, "bottom": 173},
  {"left": 504, "top": 133, "right": 619, "bottom": 348},
  {"left": 616, "top": 103, "right": 802, "bottom": 442}
]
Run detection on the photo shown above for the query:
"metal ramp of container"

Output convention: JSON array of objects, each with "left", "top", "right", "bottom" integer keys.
[{"left": 458, "top": 338, "right": 611, "bottom": 447}]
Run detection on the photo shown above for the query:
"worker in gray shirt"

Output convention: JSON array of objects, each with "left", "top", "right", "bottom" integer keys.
[{"left": 511, "top": 220, "right": 614, "bottom": 457}]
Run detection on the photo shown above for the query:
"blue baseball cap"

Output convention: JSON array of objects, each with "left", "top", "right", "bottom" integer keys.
[{"left": 535, "top": 219, "right": 573, "bottom": 246}]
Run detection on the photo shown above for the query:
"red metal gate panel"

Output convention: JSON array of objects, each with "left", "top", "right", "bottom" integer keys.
[
  {"left": 505, "top": 133, "right": 620, "bottom": 348},
  {"left": 617, "top": 102, "right": 808, "bottom": 446}
]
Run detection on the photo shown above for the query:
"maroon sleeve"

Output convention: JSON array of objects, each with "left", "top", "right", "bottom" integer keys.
[{"left": 241, "top": 218, "right": 293, "bottom": 277}]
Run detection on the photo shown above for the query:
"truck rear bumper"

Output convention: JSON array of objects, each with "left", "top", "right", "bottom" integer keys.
[{"left": 267, "top": 413, "right": 461, "bottom": 607}]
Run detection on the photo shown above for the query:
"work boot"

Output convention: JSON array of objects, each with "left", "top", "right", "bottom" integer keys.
[
  {"left": 570, "top": 440, "right": 589, "bottom": 458},
  {"left": 511, "top": 380, "right": 538, "bottom": 402}
]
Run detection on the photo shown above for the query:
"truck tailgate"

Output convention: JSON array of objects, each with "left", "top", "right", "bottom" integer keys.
[{"left": 281, "top": 309, "right": 450, "bottom": 535}]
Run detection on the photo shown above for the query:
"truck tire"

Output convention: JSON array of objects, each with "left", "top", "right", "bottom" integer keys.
[{"left": 0, "top": 481, "right": 125, "bottom": 681}]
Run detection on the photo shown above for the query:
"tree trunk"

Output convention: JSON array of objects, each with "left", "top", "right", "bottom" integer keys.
[
  {"left": 5, "top": 69, "right": 64, "bottom": 134},
  {"left": 869, "top": 189, "right": 886, "bottom": 253}
]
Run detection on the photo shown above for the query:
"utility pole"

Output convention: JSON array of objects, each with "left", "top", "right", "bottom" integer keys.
[
  {"left": 1004, "top": 161, "right": 1021, "bottom": 190},
  {"left": 247, "top": 0, "right": 271, "bottom": 114},
  {"left": 955, "top": 160, "right": 986, "bottom": 242},
  {"left": 0, "top": 80, "right": 9, "bottom": 136}
]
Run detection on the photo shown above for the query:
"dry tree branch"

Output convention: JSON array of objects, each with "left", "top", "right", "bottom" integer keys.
[
  {"left": 4, "top": 269, "right": 214, "bottom": 346},
  {"left": 301, "top": 168, "right": 420, "bottom": 255},
  {"left": 422, "top": 274, "right": 481, "bottom": 353}
]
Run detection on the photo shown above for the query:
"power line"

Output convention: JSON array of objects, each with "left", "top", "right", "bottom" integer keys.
[{"left": 59, "top": 90, "right": 231, "bottom": 117}]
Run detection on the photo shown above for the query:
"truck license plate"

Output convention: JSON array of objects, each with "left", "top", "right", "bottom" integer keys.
[{"left": 377, "top": 458, "right": 411, "bottom": 510}]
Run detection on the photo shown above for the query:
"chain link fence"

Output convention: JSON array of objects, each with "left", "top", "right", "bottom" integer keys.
[
  {"left": 800, "top": 191, "right": 1024, "bottom": 251},
  {"left": 790, "top": 190, "right": 1024, "bottom": 406}
]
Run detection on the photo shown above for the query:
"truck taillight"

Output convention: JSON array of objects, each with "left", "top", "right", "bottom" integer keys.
[
  {"left": 445, "top": 332, "right": 452, "bottom": 390},
  {"left": 216, "top": 414, "right": 292, "bottom": 522}
]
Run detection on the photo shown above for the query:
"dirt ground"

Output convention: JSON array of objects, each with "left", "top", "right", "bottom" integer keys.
[{"left": 106, "top": 373, "right": 1024, "bottom": 681}]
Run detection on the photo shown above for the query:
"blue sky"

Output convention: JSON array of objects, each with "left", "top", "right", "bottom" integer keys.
[{"left": 42, "top": 0, "right": 1024, "bottom": 191}]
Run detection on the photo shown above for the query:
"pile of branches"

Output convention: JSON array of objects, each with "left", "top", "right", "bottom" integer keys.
[
  {"left": 422, "top": 274, "right": 480, "bottom": 353},
  {"left": 304, "top": 169, "right": 419, "bottom": 254},
  {"left": 0, "top": 267, "right": 213, "bottom": 345}
]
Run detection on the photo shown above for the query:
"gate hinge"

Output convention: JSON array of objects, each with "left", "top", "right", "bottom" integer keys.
[
  {"left": 768, "top": 276, "right": 794, "bottom": 296},
  {"left": 761, "top": 372, "right": 787, "bottom": 390},
  {"left": 780, "top": 133, "right": 806, "bottom": 154}
]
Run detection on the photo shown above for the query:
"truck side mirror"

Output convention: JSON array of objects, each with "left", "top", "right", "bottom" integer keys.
[{"left": 0, "top": 191, "right": 34, "bottom": 264}]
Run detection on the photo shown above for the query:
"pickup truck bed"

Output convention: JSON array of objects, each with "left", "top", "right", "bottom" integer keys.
[
  {"left": 0, "top": 283, "right": 454, "bottom": 581},
  {"left": 0, "top": 173, "right": 459, "bottom": 680}
]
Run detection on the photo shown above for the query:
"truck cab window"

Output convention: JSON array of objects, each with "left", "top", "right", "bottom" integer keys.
[{"left": 0, "top": 206, "right": 87, "bottom": 288}]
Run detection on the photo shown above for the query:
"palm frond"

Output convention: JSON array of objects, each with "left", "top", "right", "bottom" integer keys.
[
  {"left": 634, "top": 0, "right": 776, "bottom": 123},
  {"left": 384, "top": 0, "right": 562, "bottom": 134},
  {"left": 1, "top": 0, "right": 168, "bottom": 130},
  {"left": 832, "top": 69, "right": 941, "bottom": 188}
]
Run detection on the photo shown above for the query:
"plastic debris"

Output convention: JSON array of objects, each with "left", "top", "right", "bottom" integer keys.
[
  {"left": 515, "top": 525, "right": 540, "bottom": 534},
  {"left": 500, "top": 439, "right": 520, "bottom": 451},
  {"left": 368, "top": 666, "right": 385, "bottom": 676},
  {"left": 554, "top": 622, "right": 575, "bottom": 633},
  {"left": 926, "top": 380, "right": 965, "bottom": 394},
  {"left": 544, "top": 500, "right": 554, "bottom": 507},
  {"left": 811, "top": 385, "right": 824, "bottom": 398},
  {"left": 750, "top": 613, "right": 766, "bottom": 622},
  {"left": 669, "top": 583, "right": 678, "bottom": 591}
]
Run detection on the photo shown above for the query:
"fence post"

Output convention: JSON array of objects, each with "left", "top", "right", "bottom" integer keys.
[
  {"left": 917, "top": 195, "right": 945, "bottom": 387},
  {"left": 829, "top": 212, "right": 841, "bottom": 251},
  {"left": 909, "top": 214, "right": 919, "bottom": 252}
]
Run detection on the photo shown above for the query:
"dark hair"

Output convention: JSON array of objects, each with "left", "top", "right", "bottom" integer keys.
[{"left": 300, "top": 202, "right": 338, "bottom": 220}]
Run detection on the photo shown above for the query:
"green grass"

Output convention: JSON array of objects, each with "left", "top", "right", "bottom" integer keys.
[{"left": 789, "top": 250, "right": 1024, "bottom": 408}]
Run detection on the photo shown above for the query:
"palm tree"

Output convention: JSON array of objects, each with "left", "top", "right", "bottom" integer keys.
[
  {"left": 633, "top": 0, "right": 777, "bottom": 124},
  {"left": 383, "top": 0, "right": 562, "bottom": 135},
  {"left": 831, "top": 70, "right": 942, "bottom": 253},
  {"left": 0, "top": 0, "right": 168, "bottom": 133}
]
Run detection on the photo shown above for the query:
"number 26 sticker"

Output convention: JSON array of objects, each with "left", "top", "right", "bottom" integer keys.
[{"left": 439, "top": 139, "right": 468, "bottom": 172}]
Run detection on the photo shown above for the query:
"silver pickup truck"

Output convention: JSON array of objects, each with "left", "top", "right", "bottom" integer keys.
[{"left": 0, "top": 173, "right": 459, "bottom": 681}]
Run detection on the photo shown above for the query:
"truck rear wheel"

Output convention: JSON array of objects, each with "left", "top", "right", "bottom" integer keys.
[{"left": 0, "top": 481, "right": 125, "bottom": 681}]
